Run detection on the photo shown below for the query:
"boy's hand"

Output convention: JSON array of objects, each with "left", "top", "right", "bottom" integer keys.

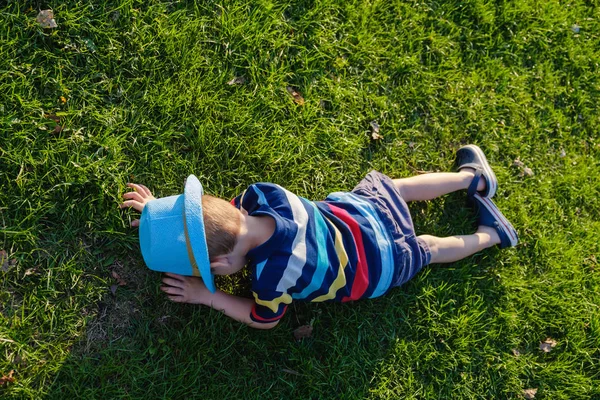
[
  {"left": 160, "top": 273, "right": 213, "bottom": 305},
  {"left": 161, "top": 273, "right": 279, "bottom": 330},
  {"left": 121, "top": 183, "right": 156, "bottom": 226}
]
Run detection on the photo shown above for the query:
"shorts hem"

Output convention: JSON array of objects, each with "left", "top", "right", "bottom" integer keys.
[{"left": 416, "top": 237, "right": 432, "bottom": 267}]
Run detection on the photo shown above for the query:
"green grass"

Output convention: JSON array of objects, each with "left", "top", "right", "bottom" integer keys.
[{"left": 1, "top": 0, "right": 599, "bottom": 398}]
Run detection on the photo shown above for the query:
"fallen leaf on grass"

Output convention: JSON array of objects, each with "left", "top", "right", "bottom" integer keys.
[
  {"left": 522, "top": 167, "right": 534, "bottom": 177},
  {"left": 44, "top": 113, "right": 60, "bottom": 122},
  {"left": 227, "top": 76, "right": 246, "bottom": 85},
  {"left": 513, "top": 158, "right": 534, "bottom": 177},
  {"left": 0, "top": 370, "right": 15, "bottom": 385},
  {"left": 523, "top": 388, "right": 538, "bottom": 399},
  {"left": 37, "top": 10, "right": 58, "bottom": 29},
  {"left": 24, "top": 268, "right": 37, "bottom": 277},
  {"left": 110, "top": 284, "right": 118, "bottom": 296},
  {"left": 286, "top": 86, "right": 305, "bottom": 105},
  {"left": 370, "top": 120, "right": 382, "bottom": 140},
  {"left": 539, "top": 338, "right": 557, "bottom": 353},
  {"left": 512, "top": 158, "right": 525, "bottom": 168},
  {"left": 511, "top": 348, "right": 520, "bottom": 357},
  {"left": 293, "top": 325, "right": 313, "bottom": 340},
  {"left": 51, "top": 125, "right": 63, "bottom": 134},
  {"left": 111, "top": 270, "right": 127, "bottom": 286}
]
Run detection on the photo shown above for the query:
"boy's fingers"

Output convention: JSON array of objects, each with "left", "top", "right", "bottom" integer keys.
[
  {"left": 123, "top": 191, "right": 144, "bottom": 202},
  {"left": 167, "top": 295, "right": 184, "bottom": 303},
  {"left": 138, "top": 184, "right": 152, "bottom": 196},
  {"left": 162, "top": 277, "right": 183, "bottom": 287},
  {"left": 128, "top": 182, "right": 151, "bottom": 197},
  {"left": 127, "top": 183, "right": 149, "bottom": 196},
  {"left": 120, "top": 200, "right": 144, "bottom": 212},
  {"left": 164, "top": 272, "right": 185, "bottom": 281},
  {"left": 160, "top": 285, "right": 183, "bottom": 295},
  {"left": 131, "top": 219, "right": 140, "bottom": 227}
]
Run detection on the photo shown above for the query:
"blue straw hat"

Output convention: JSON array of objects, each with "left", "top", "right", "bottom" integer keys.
[{"left": 138, "top": 175, "right": 215, "bottom": 293}]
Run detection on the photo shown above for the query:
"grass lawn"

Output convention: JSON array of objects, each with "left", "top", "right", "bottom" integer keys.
[{"left": 1, "top": 0, "right": 599, "bottom": 398}]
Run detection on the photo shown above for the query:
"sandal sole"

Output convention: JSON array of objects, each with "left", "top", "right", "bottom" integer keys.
[{"left": 457, "top": 144, "right": 497, "bottom": 198}]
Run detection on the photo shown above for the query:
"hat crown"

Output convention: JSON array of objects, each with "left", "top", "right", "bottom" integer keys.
[{"left": 138, "top": 175, "right": 215, "bottom": 292}]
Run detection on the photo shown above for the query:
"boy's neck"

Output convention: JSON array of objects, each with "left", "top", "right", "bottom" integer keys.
[{"left": 236, "top": 213, "right": 275, "bottom": 254}]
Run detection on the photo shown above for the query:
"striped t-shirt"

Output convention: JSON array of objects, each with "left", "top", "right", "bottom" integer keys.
[{"left": 231, "top": 183, "right": 403, "bottom": 324}]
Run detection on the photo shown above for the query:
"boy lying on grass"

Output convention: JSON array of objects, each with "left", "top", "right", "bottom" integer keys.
[{"left": 121, "top": 145, "right": 517, "bottom": 329}]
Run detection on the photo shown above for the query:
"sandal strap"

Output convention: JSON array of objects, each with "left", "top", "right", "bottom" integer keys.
[{"left": 467, "top": 168, "right": 483, "bottom": 197}]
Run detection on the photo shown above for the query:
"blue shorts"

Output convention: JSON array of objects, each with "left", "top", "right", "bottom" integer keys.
[{"left": 351, "top": 170, "right": 431, "bottom": 288}]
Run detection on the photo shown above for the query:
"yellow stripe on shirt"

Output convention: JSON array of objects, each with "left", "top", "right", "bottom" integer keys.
[
  {"left": 253, "top": 291, "right": 293, "bottom": 313},
  {"left": 311, "top": 217, "right": 349, "bottom": 302}
]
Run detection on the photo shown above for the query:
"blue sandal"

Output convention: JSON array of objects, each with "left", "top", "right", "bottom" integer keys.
[
  {"left": 456, "top": 144, "right": 498, "bottom": 198},
  {"left": 472, "top": 193, "right": 518, "bottom": 248}
]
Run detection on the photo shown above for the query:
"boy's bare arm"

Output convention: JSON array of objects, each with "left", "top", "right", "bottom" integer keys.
[
  {"left": 161, "top": 273, "right": 279, "bottom": 330},
  {"left": 205, "top": 290, "right": 279, "bottom": 330}
]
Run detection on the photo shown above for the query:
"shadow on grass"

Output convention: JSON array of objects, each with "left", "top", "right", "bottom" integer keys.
[{"left": 45, "top": 193, "right": 513, "bottom": 399}]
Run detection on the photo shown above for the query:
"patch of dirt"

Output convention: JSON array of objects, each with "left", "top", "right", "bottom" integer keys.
[
  {"left": 82, "top": 299, "right": 141, "bottom": 353},
  {"left": 77, "top": 255, "right": 152, "bottom": 354}
]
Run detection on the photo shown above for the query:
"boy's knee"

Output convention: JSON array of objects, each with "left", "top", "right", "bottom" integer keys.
[
  {"left": 394, "top": 179, "right": 409, "bottom": 200},
  {"left": 418, "top": 235, "right": 439, "bottom": 257}
]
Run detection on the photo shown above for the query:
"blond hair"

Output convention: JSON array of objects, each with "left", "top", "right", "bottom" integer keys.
[{"left": 202, "top": 195, "right": 241, "bottom": 259}]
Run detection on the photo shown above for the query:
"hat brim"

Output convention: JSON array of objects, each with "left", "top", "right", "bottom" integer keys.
[{"left": 183, "top": 175, "right": 216, "bottom": 293}]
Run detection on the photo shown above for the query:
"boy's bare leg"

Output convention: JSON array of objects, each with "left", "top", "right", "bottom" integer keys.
[
  {"left": 419, "top": 226, "right": 500, "bottom": 264},
  {"left": 393, "top": 168, "right": 483, "bottom": 202}
]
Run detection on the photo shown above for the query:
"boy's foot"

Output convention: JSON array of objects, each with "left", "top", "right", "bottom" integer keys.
[
  {"left": 472, "top": 193, "right": 518, "bottom": 248},
  {"left": 456, "top": 144, "right": 497, "bottom": 198}
]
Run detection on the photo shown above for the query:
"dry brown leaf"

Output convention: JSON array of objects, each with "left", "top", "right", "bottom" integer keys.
[
  {"left": 111, "top": 270, "right": 127, "bottom": 286},
  {"left": 51, "top": 125, "right": 63, "bottom": 134},
  {"left": 286, "top": 86, "right": 305, "bottom": 105},
  {"left": 513, "top": 158, "right": 525, "bottom": 168},
  {"left": 523, "top": 388, "right": 538, "bottom": 399},
  {"left": 370, "top": 120, "right": 382, "bottom": 140},
  {"left": 227, "top": 76, "right": 246, "bottom": 85},
  {"left": 44, "top": 113, "right": 60, "bottom": 122},
  {"left": 36, "top": 10, "right": 58, "bottom": 29},
  {"left": 539, "top": 338, "right": 557, "bottom": 353},
  {"left": 0, "top": 370, "right": 15, "bottom": 385},
  {"left": 24, "top": 268, "right": 37, "bottom": 277},
  {"left": 522, "top": 167, "right": 534, "bottom": 177},
  {"left": 293, "top": 325, "right": 313, "bottom": 340}
]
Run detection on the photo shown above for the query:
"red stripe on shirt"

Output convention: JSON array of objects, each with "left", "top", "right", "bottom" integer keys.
[
  {"left": 251, "top": 304, "right": 287, "bottom": 323},
  {"left": 326, "top": 203, "right": 369, "bottom": 301}
]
